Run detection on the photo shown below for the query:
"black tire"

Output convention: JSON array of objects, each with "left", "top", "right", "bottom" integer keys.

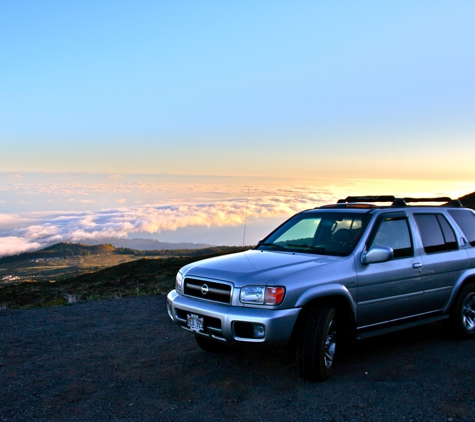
[
  {"left": 195, "top": 335, "right": 229, "bottom": 353},
  {"left": 297, "top": 306, "right": 338, "bottom": 381},
  {"left": 450, "top": 283, "right": 475, "bottom": 340}
]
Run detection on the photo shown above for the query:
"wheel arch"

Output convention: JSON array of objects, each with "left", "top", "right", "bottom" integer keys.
[
  {"left": 290, "top": 290, "right": 356, "bottom": 348},
  {"left": 294, "top": 283, "right": 356, "bottom": 313},
  {"left": 444, "top": 270, "right": 475, "bottom": 314}
]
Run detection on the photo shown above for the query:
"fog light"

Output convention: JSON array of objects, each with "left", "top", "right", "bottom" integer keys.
[
  {"left": 234, "top": 322, "right": 266, "bottom": 339},
  {"left": 253, "top": 324, "right": 265, "bottom": 339}
]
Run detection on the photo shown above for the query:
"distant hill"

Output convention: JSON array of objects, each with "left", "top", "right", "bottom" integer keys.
[
  {"left": 84, "top": 237, "right": 212, "bottom": 250},
  {"left": 459, "top": 192, "right": 475, "bottom": 210},
  {"left": 0, "top": 242, "right": 117, "bottom": 264},
  {"left": 41, "top": 242, "right": 116, "bottom": 255}
]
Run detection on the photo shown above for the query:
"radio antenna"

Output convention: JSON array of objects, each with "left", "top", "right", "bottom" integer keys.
[{"left": 242, "top": 189, "right": 249, "bottom": 246}]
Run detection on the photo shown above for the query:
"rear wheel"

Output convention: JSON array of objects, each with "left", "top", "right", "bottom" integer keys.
[
  {"left": 297, "top": 306, "right": 338, "bottom": 381},
  {"left": 450, "top": 284, "right": 475, "bottom": 340},
  {"left": 195, "top": 335, "right": 229, "bottom": 353}
]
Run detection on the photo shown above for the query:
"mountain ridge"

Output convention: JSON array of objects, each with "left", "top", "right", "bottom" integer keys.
[
  {"left": 459, "top": 191, "right": 475, "bottom": 210},
  {"left": 84, "top": 237, "right": 211, "bottom": 251}
]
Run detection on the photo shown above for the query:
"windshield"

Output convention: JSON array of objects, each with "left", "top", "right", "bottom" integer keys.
[{"left": 257, "top": 212, "right": 370, "bottom": 256}]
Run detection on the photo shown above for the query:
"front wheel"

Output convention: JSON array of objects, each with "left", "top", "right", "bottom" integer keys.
[
  {"left": 297, "top": 306, "right": 338, "bottom": 381},
  {"left": 450, "top": 284, "right": 475, "bottom": 340}
]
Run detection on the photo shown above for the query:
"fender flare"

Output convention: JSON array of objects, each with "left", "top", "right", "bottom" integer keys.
[
  {"left": 444, "top": 268, "right": 475, "bottom": 313},
  {"left": 294, "top": 283, "right": 357, "bottom": 318}
]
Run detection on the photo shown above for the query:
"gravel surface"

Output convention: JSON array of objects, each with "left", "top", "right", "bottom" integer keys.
[{"left": 1, "top": 295, "right": 474, "bottom": 422}]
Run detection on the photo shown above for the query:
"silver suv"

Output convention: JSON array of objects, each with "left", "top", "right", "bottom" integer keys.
[{"left": 167, "top": 196, "right": 475, "bottom": 381}]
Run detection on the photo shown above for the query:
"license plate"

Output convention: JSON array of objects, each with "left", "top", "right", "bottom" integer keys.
[{"left": 186, "top": 313, "right": 204, "bottom": 332}]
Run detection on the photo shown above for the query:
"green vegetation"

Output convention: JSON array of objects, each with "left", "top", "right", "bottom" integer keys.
[{"left": 0, "top": 247, "right": 249, "bottom": 309}]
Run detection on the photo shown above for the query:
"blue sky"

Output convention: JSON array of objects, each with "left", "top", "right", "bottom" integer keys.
[
  {"left": 2, "top": 1, "right": 474, "bottom": 179},
  {"left": 1, "top": 1, "right": 474, "bottom": 254}
]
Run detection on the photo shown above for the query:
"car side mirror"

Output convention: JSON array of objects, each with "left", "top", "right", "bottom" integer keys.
[{"left": 361, "top": 246, "right": 394, "bottom": 265}]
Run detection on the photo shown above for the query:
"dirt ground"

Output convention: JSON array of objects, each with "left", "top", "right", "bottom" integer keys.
[{"left": 1, "top": 295, "right": 474, "bottom": 421}]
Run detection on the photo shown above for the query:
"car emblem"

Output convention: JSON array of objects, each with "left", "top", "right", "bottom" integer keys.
[{"left": 201, "top": 284, "right": 209, "bottom": 295}]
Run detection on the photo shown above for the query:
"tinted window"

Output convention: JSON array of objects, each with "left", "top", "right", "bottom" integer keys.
[
  {"left": 368, "top": 217, "right": 413, "bottom": 258},
  {"left": 414, "top": 214, "right": 458, "bottom": 253},
  {"left": 448, "top": 210, "right": 475, "bottom": 246},
  {"left": 437, "top": 215, "right": 458, "bottom": 250}
]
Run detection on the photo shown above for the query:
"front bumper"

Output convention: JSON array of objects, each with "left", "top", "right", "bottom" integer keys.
[{"left": 167, "top": 289, "right": 300, "bottom": 346}]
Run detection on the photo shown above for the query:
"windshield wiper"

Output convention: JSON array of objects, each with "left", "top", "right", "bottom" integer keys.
[
  {"left": 286, "top": 243, "right": 326, "bottom": 253},
  {"left": 259, "top": 242, "right": 286, "bottom": 251}
]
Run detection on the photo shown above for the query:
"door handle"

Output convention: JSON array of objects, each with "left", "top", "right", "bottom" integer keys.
[{"left": 413, "top": 262, "right": 422, "bottom": 272}]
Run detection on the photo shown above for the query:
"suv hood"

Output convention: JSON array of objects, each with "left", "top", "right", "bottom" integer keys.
[{"left": 181, "top": 249, "right": 340, "bottom": 286}]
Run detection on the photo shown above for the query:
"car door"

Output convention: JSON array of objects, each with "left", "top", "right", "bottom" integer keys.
[
  {"left": 356, "top": 212, "right": 424, "bottom": 328},
  {"left": 413, "top": 213, "right": 468, "bottom": 311}
]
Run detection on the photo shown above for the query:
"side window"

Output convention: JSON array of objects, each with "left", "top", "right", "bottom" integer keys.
[
  {"left": 448, "top": 210, "right": 475, "bottom": 246},
  {"left": 437, "top": 215, "right": 458, "bottom": 250},
  {"left": 368, "top": 217, "right": 413, "bottom": 258},
  {"left": 414, "top": 214, "right": 458, "bottom": 254}
]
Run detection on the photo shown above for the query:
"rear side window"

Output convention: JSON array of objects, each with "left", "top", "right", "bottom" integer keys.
[
  {"left": 414, "top": 214, "right": 458, "bottom": 253},
  {"left": 448, "top": 210, "right": 475, "bottom": 246}
]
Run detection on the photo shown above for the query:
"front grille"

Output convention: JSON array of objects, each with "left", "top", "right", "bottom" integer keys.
[{"left": 183, "top": 278, "right": 232, "bottom": 304}]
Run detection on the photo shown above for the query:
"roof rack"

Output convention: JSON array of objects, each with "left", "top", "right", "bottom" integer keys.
[
  {"left": 319, "top": 203, "right": 378, "bottom": 209},
  {"left": 331, "top": 196, "right": 463, "bottom": 208},
  {"left": 337, "top": 196, "right": 395, "bottom": 204}
]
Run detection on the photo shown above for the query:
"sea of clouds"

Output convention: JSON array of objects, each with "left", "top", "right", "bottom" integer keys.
[{"left": 0, "top": 185, "right": 338, "bottom": 256}]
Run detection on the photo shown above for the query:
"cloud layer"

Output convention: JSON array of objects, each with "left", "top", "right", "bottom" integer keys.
[{"left": 0, "top": 187, "right": 335, "bottom": 256}]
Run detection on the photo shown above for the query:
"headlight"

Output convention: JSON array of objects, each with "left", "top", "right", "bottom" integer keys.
[
  {"left": 240, "top": 286, "right": 285, "bottom": 305},
  {"left": 240, "top": 286, "right": 264, "bottom": 304},
  {"left": 175, "top": 271, "right": 184, "bottom": 294}
]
